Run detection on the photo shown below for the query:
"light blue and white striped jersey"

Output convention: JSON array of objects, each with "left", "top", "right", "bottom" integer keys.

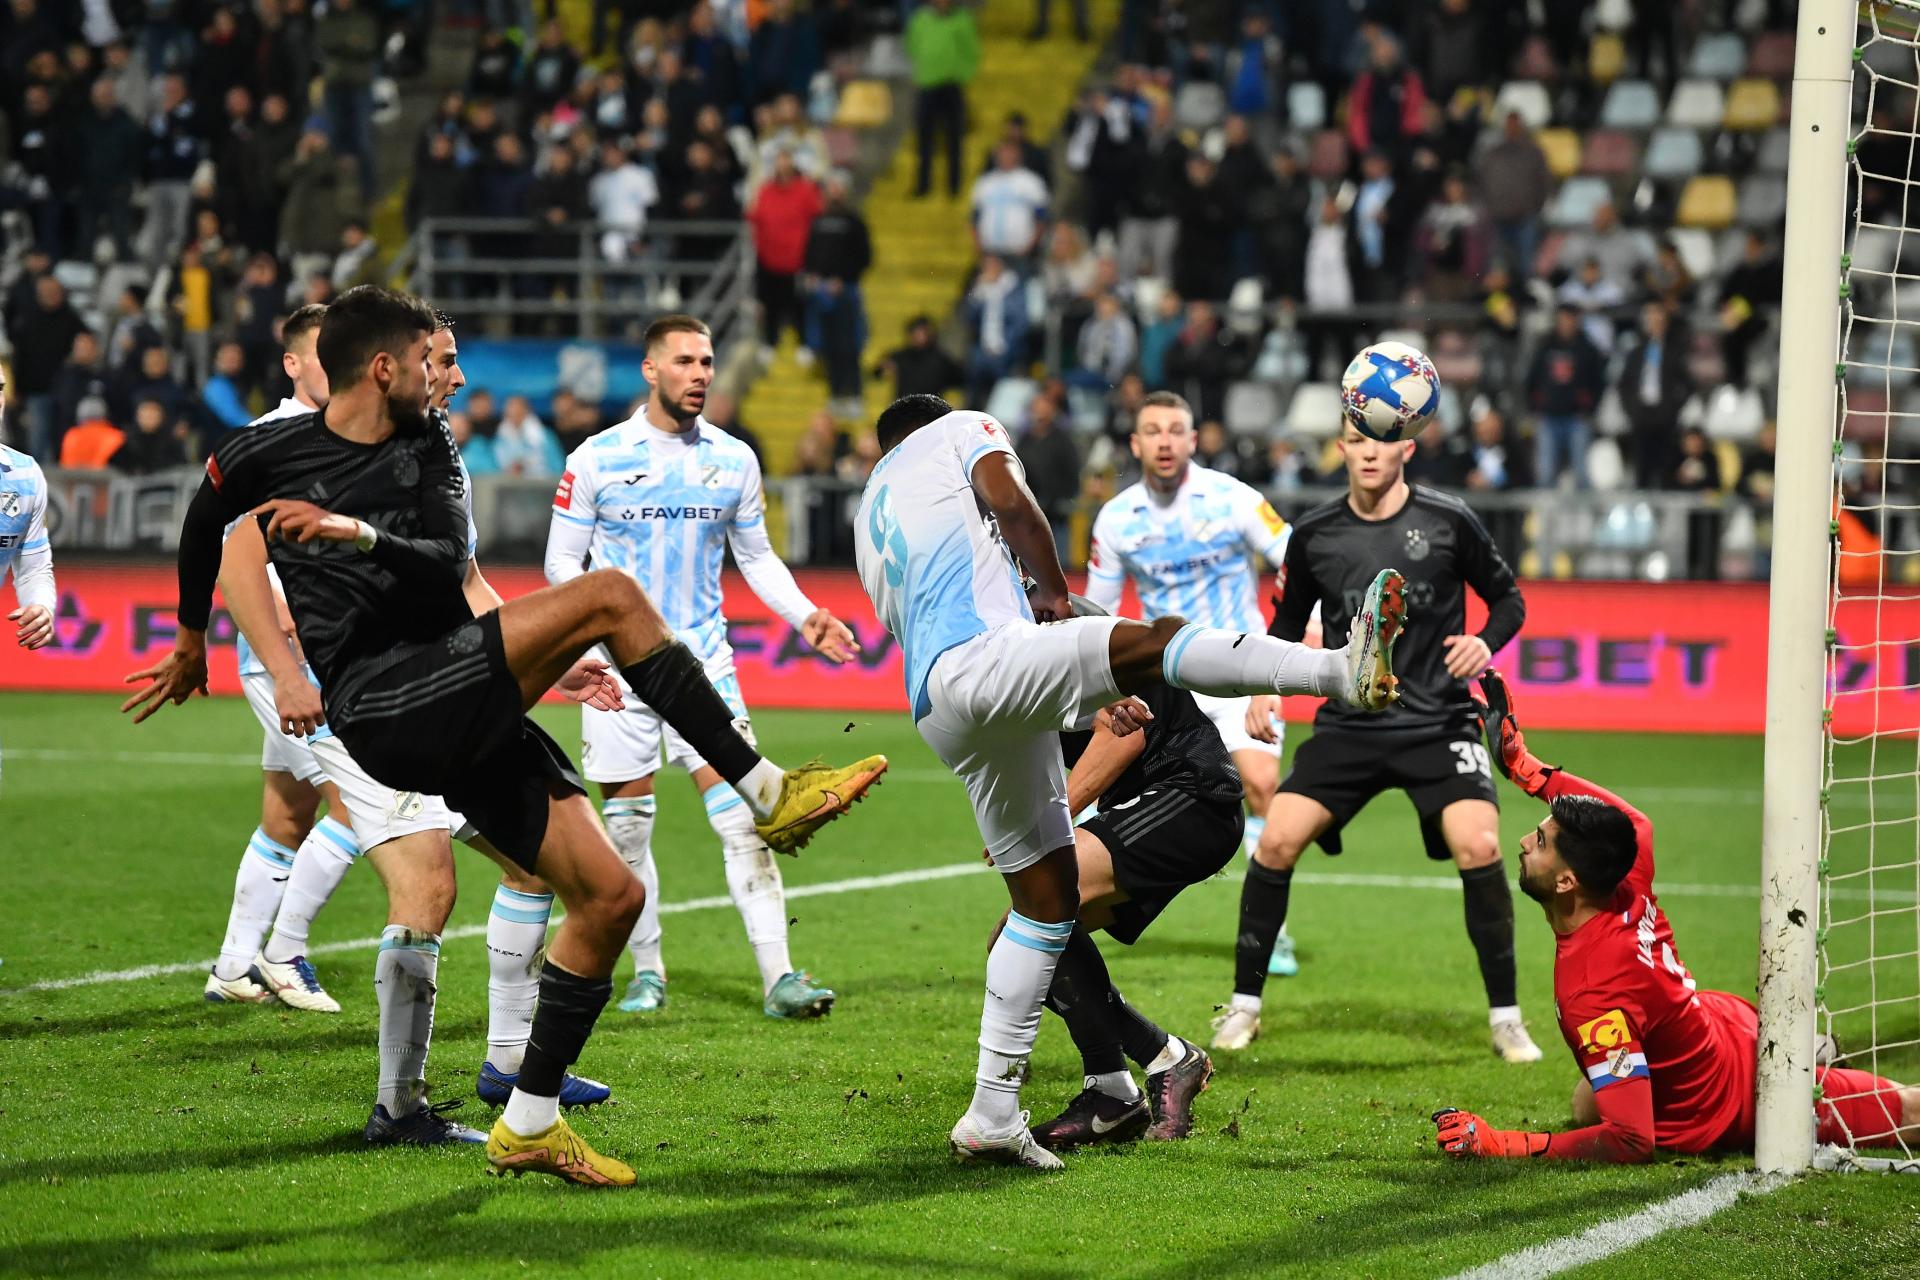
[
  {"left": 0, "top": 445, "right": 53, "bottom": 611},
  {"left": 855, "top": 410, "right": 1031, "bottom": 720},
  {"left": 1084, "top": 464, "right": 1289, "bottom": 632},
  {"left": 234, "top": 401, "right": 479, "bottom": 677},
  {"left": 548, "top": 414, "right": 774, "bottom": 661}
]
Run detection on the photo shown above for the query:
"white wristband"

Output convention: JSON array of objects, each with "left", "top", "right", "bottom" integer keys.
[{"left": 353, "top": 520, "right": 378, "bottom": 553}]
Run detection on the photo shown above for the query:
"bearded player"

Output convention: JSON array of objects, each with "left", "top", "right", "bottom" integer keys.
[
  {"left": 1210, "top": 418, "right": 1539, "bottom": 1065},
  {"left": 1432, "top": 671, "right": 1920, "bottom": 1161},
  {"left": 1085, "top": 391, "right": 1302, "bottom": 977},
  {"left": 546, "top": 314, "right": 856, "bottom": 1020}
]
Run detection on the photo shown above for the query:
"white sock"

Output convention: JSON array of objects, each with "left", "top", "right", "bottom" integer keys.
[
  {"left": 216, "top": 827, "right": 298, "bottom": 980},
  {"left": 603, "top": 797, "right": 662, "bottom": 975},
  {"left": 968, "top": 911, "right": 1074, "bottom": 1130},
  {"left": 706, "top": 782, "right": 792, "bottom": 992},
  {"left": 1230, "top": 992, "right": 1262, "bottom": 1013},
  {"left": 1161, "top": 624, "right": 1347, "bottom": 699},
  {"left": 739, "top": 757, "right": 785, "bottom": 821},
  {"left": 1089, "top": 1070, "right": 1140, "bottom": 1101},
  {"left": 486, "top": 885, "right": 552, "bottom": 1074},
  {"left": 263, "top": 816, "right": 359, "bottom": 964},
  {"left": 502, "top": 1088, "right": 559, "bottom": 1137},
  {"left": 1489, "top": 1004, "right": 1523, "bottom": 1026},
  {"left": 1243, "top": 814, "right": 1265, "bottom": 860},
  {"left": 374, "top": 927, "right": 439, "bottom": 1116},
  {"left": 1146, "top": 1035, "right": 1187, "bottom": 1076}
]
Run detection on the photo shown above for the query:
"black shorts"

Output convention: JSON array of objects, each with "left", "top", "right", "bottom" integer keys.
[
  {"left": 332, "top": 611, "right": 584, "bottom": 872},
  {"left": 1279, "top": 716, "right": 1498, "bottom": 860},
  {"left": 1080, "top": 789, "right": 1243, "bottom": 945}
]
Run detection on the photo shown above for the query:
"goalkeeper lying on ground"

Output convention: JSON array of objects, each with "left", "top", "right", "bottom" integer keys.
[{"left": 1430, "top": 671, "right": 1920, "bottom": 1162}]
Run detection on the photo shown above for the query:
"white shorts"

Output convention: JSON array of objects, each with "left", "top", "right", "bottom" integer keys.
[
  {"left": 917, "top": 617, "right": 1125, "bottom": 875},
  {"left": 1193, "top": 693, "right": 1284, "bottom": 758},
  {"left": 580, "top": 652, "right": 752, "bottom": 784},
  {"left": 310, "top": 731, "right": 460, "bottom": 851},
  {"left": 241, "top": 670, "right": 327, "bottom": 786}
]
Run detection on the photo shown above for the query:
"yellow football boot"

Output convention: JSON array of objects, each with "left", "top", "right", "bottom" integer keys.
[
  {"left": 755, "top": 754, "right": 888, "bottom": 854},
  {"left": 485, "top": 1116, "right": 635, "bottom": 1187}
]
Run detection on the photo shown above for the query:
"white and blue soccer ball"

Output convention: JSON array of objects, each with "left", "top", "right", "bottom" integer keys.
[{"left": 1339, "top": 341, "right": 1441, "bottom": 442}]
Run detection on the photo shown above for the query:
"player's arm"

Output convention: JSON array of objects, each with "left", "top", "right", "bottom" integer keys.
[
  {"left": 1065, "top": 703, "right": 1149, "bottom": 814},
  {"left": 255, "top": 431, "right": 469, "bottom": 586},
  {"left": 1266, "top": 523, "right": 1319, "bottom": 643},
  {"left": 1083, "top": 508, "right": 1126, "bottom": 615},
  {"left": 218, "top": 521, "right": 324, "bottom": 737},
  {"left": 1447, "top": 506, "right": 1526, "bottom": 679},
  {"left": 544, "top": 456, "right": 597, "bottom": 585},
  {"left": 8, "top": 480, "right": 55, "bottom": 649},
  {"left": 729, "top": 451, "right": 857, "bottom": 663},
  {"left": 971, "top": 447, "right": 1070, "bottom": 621}
]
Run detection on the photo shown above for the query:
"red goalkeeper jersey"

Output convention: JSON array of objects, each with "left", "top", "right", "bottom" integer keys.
[{"left": 1547, "top": 770, "right": 1755, "bottom": 1156}]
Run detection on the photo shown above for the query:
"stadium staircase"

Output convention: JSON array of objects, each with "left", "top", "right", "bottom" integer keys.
[{"left": 742, "top": 0, "right": 1121, "bottom": 476}]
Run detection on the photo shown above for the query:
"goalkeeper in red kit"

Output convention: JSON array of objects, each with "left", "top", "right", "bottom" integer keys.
[{"left": 1430, "top": 671, "right": 1920, "bottom": 1162}]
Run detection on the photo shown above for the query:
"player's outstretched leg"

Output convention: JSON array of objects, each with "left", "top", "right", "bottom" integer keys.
[
  {"left": 251, "top": 812, "right": 360, "bottom": 1013},
  {"left": 494, "top": 571, "right": 886, "bottom": 853},
  {"left": 486, "top": 795, "right": 641, "bottom": 1187},
  {"left": 1031, "top": 926, "right": 1150, "bottom": 1150}
]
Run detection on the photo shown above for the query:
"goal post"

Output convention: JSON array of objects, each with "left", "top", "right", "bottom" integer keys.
[{"left": 1755, "top": 0, "right": 1855, "bottom": 1175}]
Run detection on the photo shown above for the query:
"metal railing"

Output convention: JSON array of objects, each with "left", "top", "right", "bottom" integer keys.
[{"left": 392, "top": 217, "right": 755, "bottom": 345}]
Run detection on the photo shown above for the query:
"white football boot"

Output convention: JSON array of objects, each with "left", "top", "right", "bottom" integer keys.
[
  {"left": 1209, "top": 1006, "right": 1261, "bottom": 1051},
  {"left": 949, "top": 1111, "right": 1064, "bottom": 1170},
  {"left": 1491, "top": 1017, "right": 1544, "bottom": 1064},
  {"left": 204, "top": 969, "right": 275, "bottom": 1004},
  {"left": 249, "top": 954, "right": 342, "bottom": 1013}
]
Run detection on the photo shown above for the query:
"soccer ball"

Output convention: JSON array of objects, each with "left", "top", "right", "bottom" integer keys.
[{"left": 1339, "top": 341, "right": 1441, "bottom": 443}]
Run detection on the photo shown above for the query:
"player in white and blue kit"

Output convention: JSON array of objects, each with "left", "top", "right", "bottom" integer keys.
[
  {"left": 0, "top": 412, "right": 57, "bottom": 655},
  {"left": 1086, "top": 389, "right": 1303, "bottom": 977},
  {"left": 545, "top": 315, "right": 860, "bottom": 1020},
  {"left": 854, "top": 392, "right": 1406, "bottom": 1168}
]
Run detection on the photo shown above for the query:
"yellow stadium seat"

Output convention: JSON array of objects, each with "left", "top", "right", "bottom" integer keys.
[
  {"left": 834, "top": 80, "right": 893, "bottom": 130},
  {"left": 1723, "top": 78, "right": 1781, "bottom": 131},
  {"left": 1536, "top": 128, "right": 1582, "bottom": 179},
  {"left": 1677, "top": 175, "right": 1737, "bottom": 229},
  {"left": 1590, "top": 32, "right": 1626, "bottom": 85}
]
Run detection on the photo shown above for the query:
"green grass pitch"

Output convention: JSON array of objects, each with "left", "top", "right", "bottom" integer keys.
[{"left": 0, "top": 692, "right": 1914, "bottom": 1277}]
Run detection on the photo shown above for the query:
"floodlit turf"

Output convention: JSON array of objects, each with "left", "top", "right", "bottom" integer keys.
[{"left": 0, "top": 692, "right": 1914, "bottom": 1277}]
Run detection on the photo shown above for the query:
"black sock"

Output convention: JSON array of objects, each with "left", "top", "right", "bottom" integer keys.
[
  {"left": 1234, "top": 861, "right": 1293, "bottom": 998},
  {"left": 1109, "top": 985, "right": 1171, "bottom": 1070},
  {"left": 1460, "top": 862, "right": 1518, "bottom": 1009},
  {"left": 619, "top": 641, "right": 762, "bottom": 785},
  {"left": 1042, "top": 926, "right": 1127, "bottom": 1078},
  {"left": 518, "top": 961, "right": 612, "bottom": 1098}
]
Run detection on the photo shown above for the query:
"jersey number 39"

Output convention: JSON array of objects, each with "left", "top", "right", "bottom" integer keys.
[{"left": 1449, "top": 741, "right": 1493, "bottom": 778}]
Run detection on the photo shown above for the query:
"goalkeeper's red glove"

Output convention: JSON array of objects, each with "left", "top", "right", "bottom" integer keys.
[
  {"left": 1431, "top": 1108, "right": 1549, "bottom": 1159},
  {"left": 1474, "top": 669, "right": 1557, "bottom": 798}
]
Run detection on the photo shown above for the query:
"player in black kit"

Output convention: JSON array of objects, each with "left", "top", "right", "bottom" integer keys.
[
  {"left": 1210, "top": 420, "right": 1541, "bottom": 1065},
  {"left": 1020, "top": 601, "right": 1242, "bottom": 1150},
  {"left": 123, "top": 286, "right": 887, "bottom": 1186}
]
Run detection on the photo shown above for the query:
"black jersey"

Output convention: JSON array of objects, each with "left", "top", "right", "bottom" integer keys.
[
  {"left": 176, "top": 409, "right": 474, "bottom": 710},
  {"left": 1061, "top": 680, "right": 1243, "bottom": 807},
  {"left": 1270, "top": 484, "right": 1524, "bottom": 732}
]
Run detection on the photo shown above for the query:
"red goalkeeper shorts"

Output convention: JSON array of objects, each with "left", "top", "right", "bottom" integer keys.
[{"left": 1815, "top": 1067, "right": 1907, "bottom": 1146}]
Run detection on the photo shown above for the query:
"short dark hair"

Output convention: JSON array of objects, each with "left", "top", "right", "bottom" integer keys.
[
  {"left": 1135, "top": 390, "right": 1193, "bottom": 427},
  {"left": 876, "top": 393, "right": 952, "bottom": 450},
  {"left": 282, "top": 303, "right": 328, "bottom": 348},
  {"left": 1549, "top": 795, "right": 1639, "bottom": 901},
  {"left": 432, "top": 308, "right": 456, "bottom": 333},
  {"left": 644, "top": 313, "right": 711, "bottom": 352},
  {"left": 315, "top": 286, "right": 436, "bottom": 388}
]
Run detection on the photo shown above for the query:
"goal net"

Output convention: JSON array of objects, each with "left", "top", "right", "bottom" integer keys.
[{"left": 1812, "top": 0, "right": 1920, "bottom": 1172}]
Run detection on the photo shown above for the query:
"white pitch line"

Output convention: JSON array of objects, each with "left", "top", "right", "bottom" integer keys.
[{"left": 1445, "top": 1172, "right": 1786, "bottom": 1280}]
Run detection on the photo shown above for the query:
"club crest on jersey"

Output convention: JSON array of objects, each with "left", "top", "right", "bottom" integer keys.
[
  {"left": 392, "top": 450, "right": 420, "bottom": 488},
  {"left": 702, "top": 464, "right": 722, "bottom": 488},
  {"left": 1404, "top": 527, "right": 1431, "bottom": 561},
  {"left": 1577, "top": 1008, "right": 1632, "bottom": 1055},
  {"left": 448, "top": 622, "right": 484, "bottom": 656},
  {"left": 0, "top": 492, "right": 18, "bottom": 517}
]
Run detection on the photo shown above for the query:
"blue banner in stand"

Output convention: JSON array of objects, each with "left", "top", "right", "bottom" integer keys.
[{"left": 454, "top": 340, "right": 650, "bottom": 418}]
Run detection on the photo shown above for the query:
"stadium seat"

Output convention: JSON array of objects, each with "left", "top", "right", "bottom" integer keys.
[
  {"left": 1224, "top": 380, "right": 1285, "bottom": 439},
  {"left": 1374, "top": 327, "right": 1426, "bottom": 352},
  {"left": 1285, "top": 383, "right": 1346, "bottom": 441},
  {"left": 1175, "top": 81, "right": 1226, "bottom": 132},
  {"left": 1594, "top": 0, "right": 1633, "bottom": 31},
  {"left": 1307, "top": 129, "right": 1348, "bottom": 180},
  {"left": 1580, "top": 129, "right": 1638, "bottom": 177},
  {"left": 1287, "top": 81, "right": 1326, "bottom": 131},
  {"left": 1595, "top": 387, "right": 1629, "bottom": 437},
  {"left": 1723, "top": 78, "right": 1782, "bottom": 131},
  {"left": 1666, "top": 79, "right": 1727, "bottom": 129},
  {"left": 984, "top": 377, "right": 1038, "bottom": 427},
  {"left": 1496, "top": 81, "right": 1553, "bottom": 130},
  {"left": 1548, "top": 176, "right": 1614, "bottom": 228},
  {"left": 1748, "top": 31, "right": 1796, "bottom": 79},
  {"left": 1687, "top": 32, "right": 1749, "bottom": 81},
  {"left": 832, "top": 80, "right": 891, "bottom": 129},
  {"left": 1226, "top": 277, "right": 1265, "bottom": 334},
  {"left": 1586, "top": 437, "right": 1627, "bottom": 490},
  {"left": 1590, "top": 33, "right": 1626, "bottom": 85},
  {"left": 1669, "top": 228, "right": 1717, "bottom": 280},
  {"left": 1702, "top": 384, "right": 1765, "bottom": 440},
  {"left": 1131, "top": 276, "right": 1167, "bottom": 324},
  {"left": 1643, "top": 128, "right": 1704, "bottom": 180},
  {"left": 1536, "top": 127, "right": 1581, "bottom": 178},
  {"left": 1737, "top": 175, "right": 1787, "bottom": 227},
  {"left": 1676, "top": 175, "right": 1737, "bottom": 229},
  {"left": 1752, "top": 127, "right": 1790, "bottom": 174},
  {"left": 1511, "top": 37, "right": 1558, "bottom": 83},
  {"left": 1600, "top": 80, "right": 1662, "bottom": 129}
]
